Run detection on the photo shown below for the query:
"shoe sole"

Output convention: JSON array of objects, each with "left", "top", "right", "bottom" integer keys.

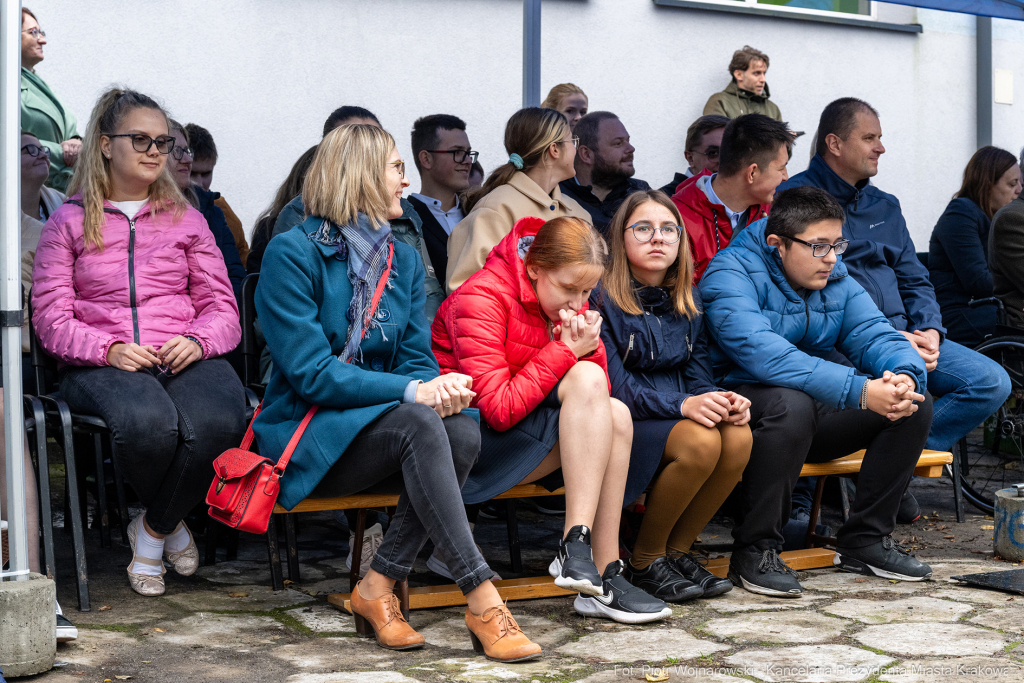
[
  {"left": 832, "top": 553, "right": 932, "bottom": 581},
  {"left": 573, "top": 594, "right": 672, "bottom": 624},
  {"left": 699, "top": 580, "right": 734, "bottom": 598},
  {"left": 549, "top": 558, "right": 603, "bottom": 596},
  {"left": 728, "top": 570, "right": 803, "bottom": 598},
  {"left": 56, "top": 629, "right": 78, "bottom": 643}
]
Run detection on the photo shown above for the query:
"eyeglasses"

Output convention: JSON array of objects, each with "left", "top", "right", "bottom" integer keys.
[
  {"left": 170, "top": 145, "right": 194, "bottom": 161},
  {"left": 426, "top": 149, "right": 479, "bottom": 164},
  {"left": 627, "top": 222, "right": 682, "bottom": 244},
  {"left": 694, "top": 145, "right": 720, "bottom": 160},
  {"left": 557, "top": 136, "right": 580, "bottom": 149},
  {"left": 21, "top": 143, "right": 50, "bottom": 159},
  {"left": 788, "top": 236, "right": 850, "bottom": 257},
  {"left": 22, "top": 28, "right": 45, "bottom": 39},
  {"left": 103, "top": 133, "right": 176, "bottom": 155},
  {"left": 390, "top": 160, "right": 406, "bottom": 179}
]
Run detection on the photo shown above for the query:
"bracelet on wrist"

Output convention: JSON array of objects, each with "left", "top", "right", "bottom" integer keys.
[
  {"left": 185, "top": 335, "right": 204, "bottom": 356},
  {"left": 859, "top": 380, "right": 870, "bottom": 410}
]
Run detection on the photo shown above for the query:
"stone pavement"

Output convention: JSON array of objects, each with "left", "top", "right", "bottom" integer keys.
[{"left": 19, "top": 447, "right": 1024, "bottom": 683}]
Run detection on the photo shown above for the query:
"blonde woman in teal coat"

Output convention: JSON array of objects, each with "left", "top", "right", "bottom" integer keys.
[{"left": 20, "top": 7, "right": 80, "bottom": 192}]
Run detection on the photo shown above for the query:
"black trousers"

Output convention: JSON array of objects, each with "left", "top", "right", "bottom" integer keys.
[{"left": 732, "top": 384, "right": 933, "bottom": 550}]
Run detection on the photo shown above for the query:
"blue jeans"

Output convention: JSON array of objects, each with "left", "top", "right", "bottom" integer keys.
[{"left": 926, "top": 339, "right": 1010, "bottom": 452}]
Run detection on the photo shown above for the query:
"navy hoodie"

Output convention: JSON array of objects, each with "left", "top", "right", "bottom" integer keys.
[{"left": 779, "top": 155, "right": 944, "bottom": 337}]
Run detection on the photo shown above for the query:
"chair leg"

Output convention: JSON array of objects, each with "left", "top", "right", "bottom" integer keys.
[
  {"left": 396, "top": 579, "right": 410, "bottom": 621},
  {"left": 52, "top": 402, "right": 89, "bottom": 611},
  {"left": 349, "top": 509, "right": 367, "bottom": 593},
  {"left": 505, "top": 499, "right": 522, "bottom": 573},
  {"left": 109, "top": 437, "right": 129, "bottom": 544},
  {"left": 284, "top": 514, "right": 300, "bottom": 582},
  {"left": 93, "top": 433, "right": 110, "bottom": 548},
  {"left": 805, "top": 475, "right": 835, "bottom": 548},
  {"left": 837, "top": 478, "right": 853, "bottom": 524},
  {"left": 204, "top": 522, "right": 219, "bottom": 566},
  {"left": 27, "top": 398, "right": 56, "bottom": 580},
  {"left": 226, "top": 529, "right": 239, "bottom": 561},
  {"left": 952, "top": 438, "right": 966, "bottom": 523},
  {"left": 266, "top": 514, "right": 284, "bottom": 591}
]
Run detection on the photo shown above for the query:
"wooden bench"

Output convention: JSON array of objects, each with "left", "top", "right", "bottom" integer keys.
[{"left": 267, "top": 449, "right": 952, "bottom": 615}]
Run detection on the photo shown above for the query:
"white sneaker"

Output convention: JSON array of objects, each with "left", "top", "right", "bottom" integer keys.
[
  {"left": 426, "top": 549, "right": 502, "bottom": 582},
  {"left": 56, "top": 601, "right": 78, "bottom": 642},
  {"left": 345, "top": 523, "right": 383, "bottom": 577}
]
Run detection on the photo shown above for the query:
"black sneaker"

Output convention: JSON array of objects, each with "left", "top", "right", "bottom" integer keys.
[
  {"left": 573, "top": 560, "right": 673, "bottom": 624},
  {"left": 548, "top": 525, "right": 603, "bottom": 596},
  {"left": 670, "top": 553, "right": 733, "bottom": 598},
  {"left": 896, "top": 489, "right": 922, "bottom": 524},
  {"left": 623, "top": 556, "right": 703, "bottom": 602},
  {"left": 727, "top": 543, "right": 803, "bottom": 598},
  {"left": 834, "top": 535, "right": 932, "bottom": 581},
  {"left": 55, "top": 601, "right": 78, "bottom": 643}
]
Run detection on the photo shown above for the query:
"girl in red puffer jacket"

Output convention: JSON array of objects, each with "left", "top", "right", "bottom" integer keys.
[{"left": 433, "top": 216, "right": 671, "bottom": 624}]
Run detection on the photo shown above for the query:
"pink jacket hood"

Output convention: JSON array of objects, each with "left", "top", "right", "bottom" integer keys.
[{"left": 32, "top": 195, "right": 240, "bottom": 366}]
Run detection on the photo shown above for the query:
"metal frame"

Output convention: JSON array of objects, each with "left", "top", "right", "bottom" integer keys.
[
  {"left": 977, "top": 15, "right": 993, "bottom": 147},
  {"left": 685, "top": 0, "right": 877, "bottom": 20}
]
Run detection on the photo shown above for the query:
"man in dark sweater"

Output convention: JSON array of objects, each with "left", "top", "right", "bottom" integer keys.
[{"left": 559, "top": 111, "right": 651, "bottom": 235}]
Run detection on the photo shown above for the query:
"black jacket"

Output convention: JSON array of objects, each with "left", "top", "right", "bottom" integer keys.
[
  {"left": 657, "top": 171, "right": 691, "bottom": 197},
  {"left": 559, "top": 177, "right": 652, "bottom": 236},
  {"left": 193, "top": 185, "right": 245, "bottom": 301},
  {"left": 406, "top": 195, "right": 450, "bottom": 283}
]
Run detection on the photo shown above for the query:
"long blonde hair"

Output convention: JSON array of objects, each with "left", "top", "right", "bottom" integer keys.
[
  {"left": 603, "top": 191, "right": 697, "bottom": 318},
  {"left": 303, "top": 124, "right": 395, "bottom": 228},
  {"left": 464, "top": 107, "right": 569, "bottom": 214},
  {"left": 541, "top": 83, "right": 587, "bottom": 111},
  {"left": 67, "top": 87, "right": 187, "bottom": 250}
]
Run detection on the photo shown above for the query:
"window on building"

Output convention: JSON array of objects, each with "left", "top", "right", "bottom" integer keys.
[{"left": 715, "top": 0, "right": 872, "bottom": 17}]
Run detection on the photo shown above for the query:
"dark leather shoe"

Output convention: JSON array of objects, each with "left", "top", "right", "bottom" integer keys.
[
  {"left": 623, "top": 556, "right": 703, "bottom": 602},
  {"left": 670, "top": 553, "right": 733, "bottom": 597}
]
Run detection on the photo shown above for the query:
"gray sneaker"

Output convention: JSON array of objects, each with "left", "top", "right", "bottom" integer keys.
[{"left": 834, "top": 535, "right": 932, "bottom": 581}]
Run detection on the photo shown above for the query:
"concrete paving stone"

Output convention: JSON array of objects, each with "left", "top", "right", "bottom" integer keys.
[
  {"left": 877, "top": 656, "right": 1024, "bottom": 682},
  {"left": 148, "top": 614, "right": 286, "bottom": 648},
  {"left": 428, "top": 657, "right": 575, "bottom": 681},
  {"left": 285, "top": 604, "right": 355, "bottom": 633},
  {"left": 67, "top": 598, "right": 180, "bottom": 626},
  {"left": 271, "top": 638, "right": 396, "bottom": 669},
  {"left": 62, "top": 628, "right": 138, "bottom": 667},
  {"left": 970, "top": 607, "right": 1024, "bottom": 632},
  {"left": 286, "top": 673, "right": 425, "bottom": 683},
  {"left": 854, "top": 622, "right": 1007, "bottom": 656},
  {"left": 162, "top": 584, "right": 316, "bottom": 611},
  {"left": 573, "top": 668, "right": 747, "bottom": 683},
  {"left": 929, "top": 587, "right": 1021, "bottom": 607},
  {"left": 799, "top": 569, "right": 924, "bottom": 594},
  {"left": 195, "top": 559, "right": 325, "bottom": 585},
  {"left": 556, "top": 628, "right": 730, "bottom": 662},
  {"left": 419, "top": 615, "right": 572, "bottom": 651},
  {"left": 702, "top": 611, "right": 847, "bottom": 644},
  {"left": 921, "top": 561, "right": 999, "bottom": 583},
  {"left": 706, "top": 588, "right": 830, "bottom": 612},
  {"left": 725, "top": 644, "right": 894, "bottom": 682},
  {"left": 823, "top": 596, "right": 973, "bottom": 623}
]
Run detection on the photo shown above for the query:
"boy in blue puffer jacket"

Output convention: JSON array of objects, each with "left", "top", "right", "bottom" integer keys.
[{"left": 700, "top": 186, "right": 934, "bottom": 598}]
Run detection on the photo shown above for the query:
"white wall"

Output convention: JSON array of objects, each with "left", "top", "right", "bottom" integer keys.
[{"left": 29, "top": 0, "right": 1024, "bottom": 250}]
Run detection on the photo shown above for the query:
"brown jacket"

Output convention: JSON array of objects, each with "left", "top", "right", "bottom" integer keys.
[
  {"left": 989, "top": 196, "right": 1024, "bottom": 328},
  {"left": 215, "top": 196, "right": 250, "bottom": 268},
  {"left": 445, "top": 172, "right": 589, "bottom": 292},
  {"left": 703, "top": 81, "right": 782, "bottom": 121}
]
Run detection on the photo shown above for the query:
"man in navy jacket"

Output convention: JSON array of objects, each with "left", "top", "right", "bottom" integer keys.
[{"left": 779, "top": 98, "right": 1010, "bottom": 494}]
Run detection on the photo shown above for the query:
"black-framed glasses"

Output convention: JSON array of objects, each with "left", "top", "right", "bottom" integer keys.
[
  {"left": 21, "top": 143, "right": 50, "bottom": 159},
  {"left": 22, "top": 28, "right": 45, "bottom": 39},
  {"left": 788, "top": 236, "right": 850, "bottom": 257},
  {"left": 170, "top": 145, "right": 194, "bottom": 161},
  {"left": 390, "top": 160, "right": 406, "bottom": 179},
  {"left": 627, "top": 222, "right": 682, "bottom": 244},
  {"left": 426, "top": 149, "right": 479, "bottom": 164},
  {"left": 103, "top": 133, "right": 176, "bottom": 155}
]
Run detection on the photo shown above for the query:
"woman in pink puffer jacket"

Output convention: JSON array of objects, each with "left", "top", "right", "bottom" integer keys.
[{"left": 31, "top": 87, "right": 245, "bottom": 598}]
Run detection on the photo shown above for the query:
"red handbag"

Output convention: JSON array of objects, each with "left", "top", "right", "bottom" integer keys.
[{"left": 206, "top": 242, "right": 394, "bottom": 534}]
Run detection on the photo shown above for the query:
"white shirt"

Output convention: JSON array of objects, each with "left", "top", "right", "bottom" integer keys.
[
  {"left": 700, "top": 174, "right": 744, "bottom": 230},
  {"left": 410, "top": 193, "right": 464, "bottom": 234},
  {"left": 109, "top": 198, "right": 149, "bottom": 219}
]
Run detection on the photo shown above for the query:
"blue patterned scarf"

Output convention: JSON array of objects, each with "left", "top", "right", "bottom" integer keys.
[{"left": 310, "top": 213, "right": 393, "bottom": 364}]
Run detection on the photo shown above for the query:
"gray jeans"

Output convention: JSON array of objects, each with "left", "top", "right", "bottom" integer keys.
[{"left": 313, "top": 403, "right": 491, "bottom": 595}]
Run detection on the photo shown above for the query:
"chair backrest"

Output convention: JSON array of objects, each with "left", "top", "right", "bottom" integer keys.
[{"left": 240, "top": 273, "right": 260, "bottom": 389}]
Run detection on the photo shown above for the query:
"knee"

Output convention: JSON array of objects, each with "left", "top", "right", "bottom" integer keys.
[
  {"left": 562, "top": 361, "right": 610, "bottom": 400},
  {"left": 764, "top": 388, "right": 817, "bottom": 434},
  {"left": 445, "top": 413, "right": 481, "bottom": 476},
  {"left": 720, "top": 424, "right": 752, "bottom": 473},
  {"left": 112, "top": 401, "right": 177, "bottom": 450},
  {"left": 609, "top": 398, "right": 633, "bottom": 444},
  {"left": 671, "top": 424, "right": 721, "bottom": 477}
]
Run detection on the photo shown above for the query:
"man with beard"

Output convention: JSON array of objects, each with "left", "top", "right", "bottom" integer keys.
[
  {"left": 559, "top": 111, "right": 651, "bottom": 236},
  {"left": 672, "top": 114, "right": 792, "bottom": 282}
]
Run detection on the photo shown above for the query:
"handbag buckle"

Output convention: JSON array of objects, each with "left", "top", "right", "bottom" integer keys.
[{"left": 216, "top": 477, "right": 226, "bottom": 494}]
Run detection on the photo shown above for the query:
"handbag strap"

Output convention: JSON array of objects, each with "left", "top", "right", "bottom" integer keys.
[{"left": 244, "top": 241, "right": 396, "bottom": 476}]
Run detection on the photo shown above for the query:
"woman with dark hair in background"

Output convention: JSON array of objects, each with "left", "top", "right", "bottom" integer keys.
[
  {"left": 247, "top": 145, "right": 318, "bottom": 274},
  {"left": 928, "top": 146, "right": 1021, "bottom": 344}
]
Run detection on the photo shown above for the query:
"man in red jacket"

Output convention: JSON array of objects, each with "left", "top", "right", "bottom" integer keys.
[{"left": 672, "top": 114, "right": 793, "bottom": 282}]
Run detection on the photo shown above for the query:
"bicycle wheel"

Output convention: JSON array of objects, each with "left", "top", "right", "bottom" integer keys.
[{"left": 958, "top": 336, "right": 1024, "bottom": 514}]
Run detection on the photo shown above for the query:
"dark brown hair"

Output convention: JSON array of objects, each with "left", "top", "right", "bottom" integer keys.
[
  {"left": 603, "top": 191, "right": 697, "bottom": 318},
  {"left": 686, "top": 115, "right": 730, "bottom": 154},
  {"left": 728, "top": 46, "right": 769, "bottom": 81},
  {"left": 955, "top": 146, "right": 1019, "bottom": 219}
]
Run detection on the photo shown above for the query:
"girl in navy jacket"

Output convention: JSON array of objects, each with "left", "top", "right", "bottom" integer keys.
[{"left": 590, "top": 190, "right": 752, "bottom": 603}]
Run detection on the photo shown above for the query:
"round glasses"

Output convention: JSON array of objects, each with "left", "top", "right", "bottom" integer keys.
[
  {"left": 627, "top": 222, "right": 681, "bottom": 244},
  {"left": 21, "top": 143, "right": 50, "bottom": 159},
  {"left": 788, "top": 236, "right": 850, "bottom": 257},
  {"left": 104, "top": 133, "right": 176, "bottom": 155},
  {"left": 170, "top": 145, "right": 194, "bottom": 161}
]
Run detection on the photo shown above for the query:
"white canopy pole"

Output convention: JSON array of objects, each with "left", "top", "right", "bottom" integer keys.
[{"left": 0, "top": 0, "right": 28, "bottom": 582}]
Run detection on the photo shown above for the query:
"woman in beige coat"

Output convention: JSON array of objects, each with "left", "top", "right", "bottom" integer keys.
[{"left": 445, "top": 107, "right": 590, "bottom": 292}]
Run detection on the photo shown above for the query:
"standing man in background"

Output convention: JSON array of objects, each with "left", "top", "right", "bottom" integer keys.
[{"left": 704, "top": 46, "right": 782, "bottom": 121}]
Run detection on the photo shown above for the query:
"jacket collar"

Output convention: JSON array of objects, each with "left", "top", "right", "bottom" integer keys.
[
  {"left": 303, "top": 199, "right": 419, "bottom": 259},
  {"left": 488, "top": 216, "right": 546, "bottom": 311},
  {"left": 21, "top": 67, "right": 68, "bottom": 129},
  {"left": 508, "top": 171, "right": 573, "bottom": 212},
  {"left": 805, "top": 155, "right": 870, "bottom": 207},
  {"left": 726, "top": 80, "right": 772, "bottom": 103},
  {"left": 66, "top": 194, "right": 158, "bottom": 221}
]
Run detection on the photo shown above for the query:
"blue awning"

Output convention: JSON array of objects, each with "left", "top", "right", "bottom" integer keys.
[{"left": 883, "top": 0, "right": 1024, "bottom": 21}]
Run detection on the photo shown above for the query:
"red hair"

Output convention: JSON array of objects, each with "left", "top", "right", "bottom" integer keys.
[{"left": 524, "top": 216, "right": 607, "bottom": 283}]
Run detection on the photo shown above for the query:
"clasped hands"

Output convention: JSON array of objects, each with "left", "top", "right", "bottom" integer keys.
[
  {"left": 552, "top": 309, "right": 602, "bottom": 358},
  {"left": 415, "top": 373, "right": 476, "bottom": 418},
  {"left": 900, "top": 328, "right": 940, "bottom": 372},
  {"left": 106, "top": 336, "right": 202, "bottom": 374},
  {"left": 682, "top": 391, "right": 752, "bottom": 427},
  {"left": 866, "top": 370, "right": 924, "bottom": 421}
]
